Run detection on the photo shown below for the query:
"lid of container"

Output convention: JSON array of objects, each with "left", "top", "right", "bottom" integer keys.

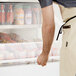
[
  {"left": 14, "top": 4, "right": 23, "bottom": 9},
  {"left": 24, "top": 5, "right": 31, "bottom": 9}
]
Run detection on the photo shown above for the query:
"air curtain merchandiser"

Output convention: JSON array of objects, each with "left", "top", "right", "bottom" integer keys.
[{"left": 0, "top": 0, "right": 60, "bottom": 66}]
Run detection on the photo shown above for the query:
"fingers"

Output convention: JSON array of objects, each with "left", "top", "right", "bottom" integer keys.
[
  {"left": 37, "top": 58, "right": 41, "bottom": 65},
  {"left": 42, "top": 63, "right": 46, "bottom": 66},
  {"left": 37, "top": 58, "right": 47, "bottom": 66},
  {"left": 37, "top": 53, "right": 48, "bottom": 67},
  {"left": 40, "top": 63, "right": 46, "bottom": 66}
]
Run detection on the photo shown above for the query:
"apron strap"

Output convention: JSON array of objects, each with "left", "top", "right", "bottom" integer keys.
[{"left": 56, "top": 15, "right": 76, "bottom": 40}]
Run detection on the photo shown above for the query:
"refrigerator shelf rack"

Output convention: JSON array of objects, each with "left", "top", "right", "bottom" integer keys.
[
  {"left": 0, "top": 24, "right": 42, "bottom": 29},
  {"left": 0, "top": 56, "right": 60, "bottom": 66}
]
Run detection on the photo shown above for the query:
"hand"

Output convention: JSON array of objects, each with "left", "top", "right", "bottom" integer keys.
[{"left": 37, "top": 52, "right": 49, "bottom": 66}]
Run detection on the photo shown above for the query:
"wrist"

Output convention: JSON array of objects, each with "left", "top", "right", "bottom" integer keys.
[{"left": 42, "top": 51, "right": 49, "bottom": 56}]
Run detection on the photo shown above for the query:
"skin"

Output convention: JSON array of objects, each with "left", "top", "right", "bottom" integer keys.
[{"left": 37, "top": 5, "right": 55, "bottom": 66}]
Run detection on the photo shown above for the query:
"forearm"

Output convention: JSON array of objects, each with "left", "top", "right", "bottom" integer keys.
[
  {"left": 42, "top": 23, "right": 55, "bottom": 55},
  {"left": 37, "top": 4, "right": 55, "bottom": 66},
  {"left": 40, "top": 5, "right": 55, "bottom": 56}
]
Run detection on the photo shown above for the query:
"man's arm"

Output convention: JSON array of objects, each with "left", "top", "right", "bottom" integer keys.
[{"left": 37, "top": 5, "right": 55, "bottom": 66}]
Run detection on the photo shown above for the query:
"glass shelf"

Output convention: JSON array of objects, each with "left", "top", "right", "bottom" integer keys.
[
  {"left": 0, "top": 24, "right": 42, "bottom": 29},
  {"left": 0, "top": 42, "right": 60, "bottom": 61},
  {"left": 0, "top": 56, "right": 60, "bottom": 66},
  {"left": 0, "top": 0, "right": 39, "bottom": 2}
]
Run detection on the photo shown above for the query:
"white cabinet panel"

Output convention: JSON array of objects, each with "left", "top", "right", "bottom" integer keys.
[{"left": 0, "top": 62, "right": 59, "bottom": 76}]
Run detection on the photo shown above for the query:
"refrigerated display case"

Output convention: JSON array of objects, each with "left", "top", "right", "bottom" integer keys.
[{"left": 0, "top": 0, "right": 61, "bottom": 66}]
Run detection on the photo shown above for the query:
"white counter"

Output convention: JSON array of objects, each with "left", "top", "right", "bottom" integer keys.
[{"left": 0, "top": 62, "right": 59, "bottom": 76}]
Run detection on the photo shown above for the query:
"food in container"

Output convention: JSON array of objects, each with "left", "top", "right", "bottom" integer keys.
[
  {"left": 14, "top": 5, "right": 24, "bottom": 25},
  {"left": 7, "top": 4, "right": 14, "bottom": 24},
  {"left": 24, "top": 5, "right": 32, "bottom": 24},
  {"left": 0, "top": 32, "right": 26, "bottom": 43},
  {"left": 0, "top": 5, "right": 1, "bottom": 24},
  {"left": 0, "top": 4, "right": 5, "bottom": 25},
  {"left": 0, "top": 32, "right": 16, "bottom": 43},
  {"left": 9, "top": 33, "right": 25, "bottom": 42}
]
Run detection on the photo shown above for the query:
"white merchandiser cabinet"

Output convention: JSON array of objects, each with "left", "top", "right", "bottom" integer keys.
[{"left": 0, "top": 0, "right": 61, "bottom": 66}]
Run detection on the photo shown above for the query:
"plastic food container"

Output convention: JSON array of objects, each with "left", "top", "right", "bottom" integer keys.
[
  {"left": 14, "top": 5, "right": 24, "bottom": 25},
  {"left": 24, "top": 5, "right": 32, "bottom": 24}
]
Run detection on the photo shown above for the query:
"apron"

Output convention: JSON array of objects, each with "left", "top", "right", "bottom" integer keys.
[{"left": 58, "top": 5, "right": 76, "bottom": 76}]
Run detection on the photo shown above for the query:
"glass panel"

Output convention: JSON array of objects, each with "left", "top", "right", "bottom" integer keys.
[
  {"left": 0, "top": 42, "right": 60, "bottom": 61},
  {"left": 0, "top": 2, "right": 42, "bottom": 44},
  {"left": 0, "top": 28, "right": 42, "bottom": 43},
  {"left": 0, "top": 42, "right": 42, "bottom": 60},
  {"left": 0, "top": 2, "right": 43, "bottom": 63},
  {"left": 0, "top": 2, "right": 42, "bottom": 25}
]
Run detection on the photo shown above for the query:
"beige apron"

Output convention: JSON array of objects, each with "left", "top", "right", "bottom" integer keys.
[{"left": 58, "top": 5, "right": 76, "bottom": 76}]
